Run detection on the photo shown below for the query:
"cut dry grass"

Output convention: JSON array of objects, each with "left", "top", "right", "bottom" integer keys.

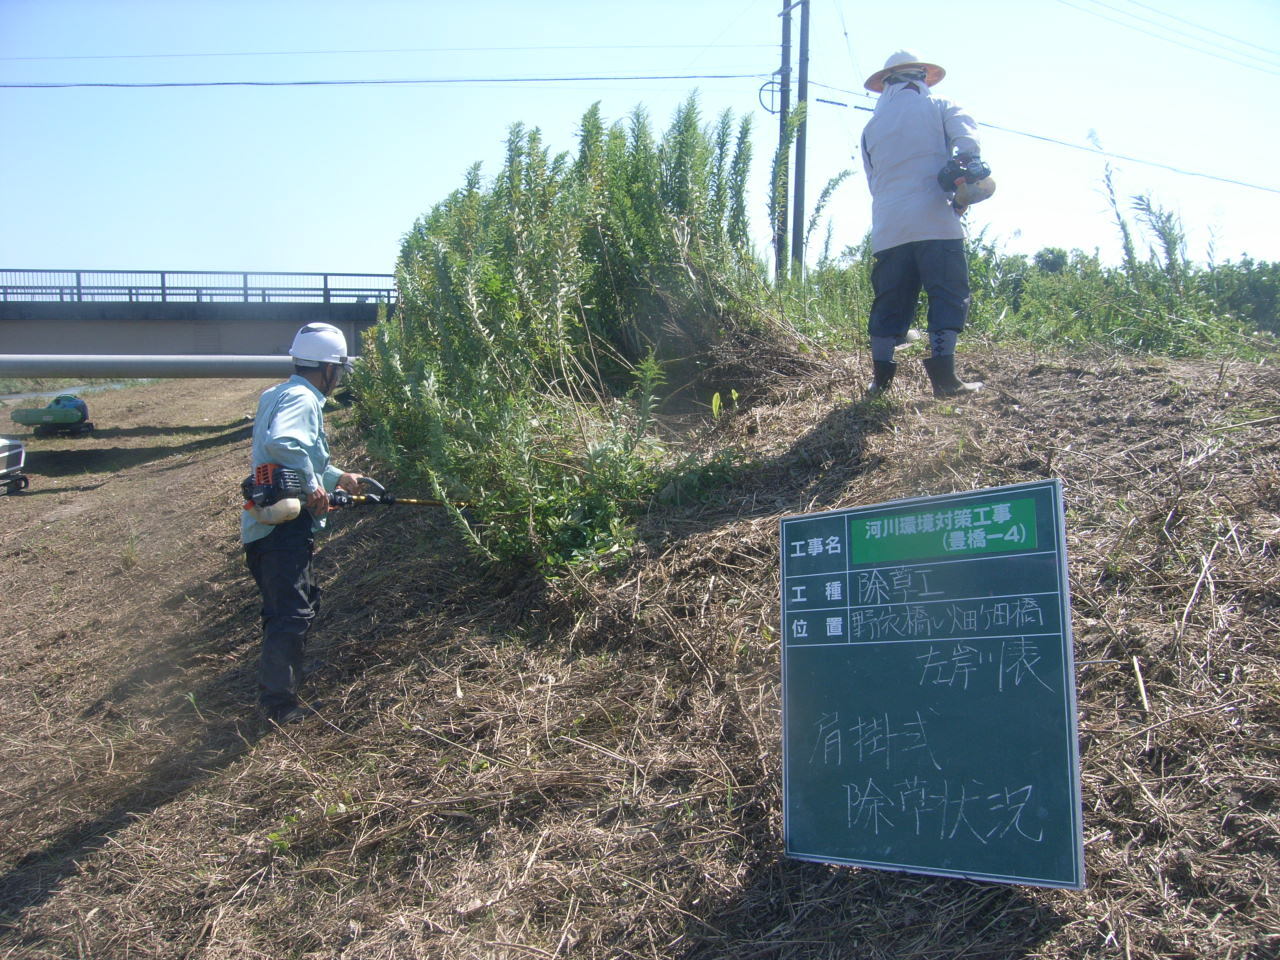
[{"left": 0, "top": 353, "right": 1276, "bottom": 959}]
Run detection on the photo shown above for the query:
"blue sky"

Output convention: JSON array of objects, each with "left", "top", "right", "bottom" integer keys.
[{"left": 2, "top": 0, "right": 1277, "bottom": 276}]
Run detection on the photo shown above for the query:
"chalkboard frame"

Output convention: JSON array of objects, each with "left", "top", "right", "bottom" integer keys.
[{"left": 779, "top": 479, "right": 1084, "bottom": 889}]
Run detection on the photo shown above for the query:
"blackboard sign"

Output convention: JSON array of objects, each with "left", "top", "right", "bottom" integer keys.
[{"left": 780, "top": 479, "right": 1084, "bottom": 889}]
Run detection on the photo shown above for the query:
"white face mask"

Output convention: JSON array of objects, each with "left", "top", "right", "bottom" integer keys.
[{"left": 874, "top": 71, "right": 932, "bottom": 113}]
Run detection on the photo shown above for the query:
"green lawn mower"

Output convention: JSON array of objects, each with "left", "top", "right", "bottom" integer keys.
[{"left": 9, "top": 394, "right": 95, "bottom": 437}]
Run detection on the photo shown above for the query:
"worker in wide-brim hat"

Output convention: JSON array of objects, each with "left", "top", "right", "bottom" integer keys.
[
  {"left": 858, "top": 50, "right": 992, "bottom": 399},
  {"left": 863, "top": 51, "right": 946, "bottom": 92}
]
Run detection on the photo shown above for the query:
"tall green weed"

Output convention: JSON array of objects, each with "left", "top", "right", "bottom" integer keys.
[
  {"left": 352, "top": 94, "right": 1276, "bottom": 575},
  {"left": 964, "top": 195, "right": 1268, "bottom": 356},
  {"left": 350, "top": 98, "right": 758, "bottom": 570},
  {"left": 794, "top": 193, "right": 1273, "bottom": 358}
]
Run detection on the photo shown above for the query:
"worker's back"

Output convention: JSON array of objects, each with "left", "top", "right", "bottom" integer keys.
[{"left": 861, "top": 83, "right": 976, "bottom": 253}]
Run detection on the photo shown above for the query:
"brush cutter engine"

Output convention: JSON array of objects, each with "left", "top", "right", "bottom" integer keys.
[
  {"left": 938, "top": 154, "right": 995, "bottom": 210},
  {"left": 241, "top": 464, "right": 306, "bottom": 524}
]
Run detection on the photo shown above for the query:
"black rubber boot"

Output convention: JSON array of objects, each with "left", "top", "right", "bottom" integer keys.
[
  {"left": 922, "top": 354, "right": 983, "bottom": 398},
  {"left": 867, "top": 359, "right": 897, "bottom": 396}
]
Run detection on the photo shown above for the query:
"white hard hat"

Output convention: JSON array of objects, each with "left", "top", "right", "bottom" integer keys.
[
  {"left": 289, "top": 322, "right": 351, "bottom": 370},
  {"left": 864, "top": 50, "right": 945, "bottom": 93}
]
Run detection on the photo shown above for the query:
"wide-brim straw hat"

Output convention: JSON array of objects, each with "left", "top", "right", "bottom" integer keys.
[{"left": 864, "top": 50, "right": 945, "bottom": 93}]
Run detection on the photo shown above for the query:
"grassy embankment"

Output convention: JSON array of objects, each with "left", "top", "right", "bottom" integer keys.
[{"left": 1, "top": 96, "right": 1276, "bottom": 959}]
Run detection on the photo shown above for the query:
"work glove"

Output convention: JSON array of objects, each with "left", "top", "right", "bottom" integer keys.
[{"left": 938, "top": 154, "right": 992, "bottom": 191}]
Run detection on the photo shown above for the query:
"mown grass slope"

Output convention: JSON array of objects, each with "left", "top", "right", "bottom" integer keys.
[{"left": 0, "top": 347, "right": 1277, "bottom": 959}]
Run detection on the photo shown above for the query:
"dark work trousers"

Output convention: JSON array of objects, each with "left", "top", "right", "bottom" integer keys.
[
  {"left": 245, "top": 511, "right": 320, "bottom": 713},
  {"left": 868, "top": 238, "right": 971, "bottom": 340}
]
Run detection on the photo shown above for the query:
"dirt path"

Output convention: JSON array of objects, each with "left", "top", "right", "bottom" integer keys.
[
  {"left": 0, "top": 379, "right": 283, "bottom": 922},
  {"left": 1, "top": 378, "right": 271, "bottom": 662}
]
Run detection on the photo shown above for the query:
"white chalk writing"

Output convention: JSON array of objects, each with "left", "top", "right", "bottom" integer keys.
[{"left": 844, "top": 778, "right": 1046, "bottom": 842}]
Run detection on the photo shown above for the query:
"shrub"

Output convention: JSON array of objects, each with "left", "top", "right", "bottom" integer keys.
[
  {"left": 351, "top": 96, "right": 1273, "bottom": 574},
  {"left": 350, "top": 98, "right": 760, "bottom": 570}
]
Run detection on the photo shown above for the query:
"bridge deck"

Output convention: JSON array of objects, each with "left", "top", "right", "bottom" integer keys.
[
  {"left": 0, "top": 270, "right": 397, "bottom": 373},
  {"left": 0, "top": 269, "right": 396, "bottom": 304}
]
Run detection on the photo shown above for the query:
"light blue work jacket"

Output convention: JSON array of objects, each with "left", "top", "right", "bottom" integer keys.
[{"left": 241, "top": 375, "right": 344, "bottom": 545}]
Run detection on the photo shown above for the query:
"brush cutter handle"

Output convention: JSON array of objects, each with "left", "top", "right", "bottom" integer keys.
[
  {"left": 327, "top": 479, "right": 468, "bottom": 512},
  {"left": 327, "top": 476, "right": 390, "bottom": 509},
  {"left": 937, "top": 155, "right": 991, "bottom": 192}
]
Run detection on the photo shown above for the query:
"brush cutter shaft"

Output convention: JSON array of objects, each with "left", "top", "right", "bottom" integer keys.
[{"left": 327, "top": 482, "right": 461, "bottom": 510}]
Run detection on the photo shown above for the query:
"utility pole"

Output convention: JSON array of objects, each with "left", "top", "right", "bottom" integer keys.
[
  {"left": 789, "top": 0, "right": 810, "bottom": 276},
  {"left": 774, "top": 0, "right": 792, "bottom": 282}
]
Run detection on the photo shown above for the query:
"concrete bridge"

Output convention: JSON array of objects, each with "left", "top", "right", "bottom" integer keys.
[{"left": 0, "top": 269, "right": 396, "bottom": 378}]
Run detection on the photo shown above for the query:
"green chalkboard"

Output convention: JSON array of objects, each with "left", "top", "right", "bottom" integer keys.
[{"left": 780, "top": 479, "right": 1084, "bottom": 889}]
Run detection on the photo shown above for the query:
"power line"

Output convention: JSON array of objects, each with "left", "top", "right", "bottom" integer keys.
[
  {"left": 830, "top": 0, "right": 864, "bottom": 83},
  {"left": 1051, "top": 0, "right": 1280, "bottom": 76},
  {"left": 0, "top": 72, "right": 771, "bottom": 90},
  {"left": 809, "top": 80, "right": 875, "bottom": 110},
  {"left": 0, "top": 43, "right": 775, "bottom": 63},
  {"left": 4, "top": 60, "right": 1275, "bottom": 197},
  {"left": 1115, "top": 0, "right": 1280, "bottom": 59},
  {"left": 825, "top": 0, "right": 867, "bottom": 173},
  {"left": 681, "top": 1, "right": 769, "bottom": 72},
  {"left": 807, "top": 81, "right": 1280, "bottom": 196},
  {"left": 978, "top": 120, "right": 1280, "bottom": 195},
  {"left": 1070, "top": 0, "right": 1280, "bottom": 68}
]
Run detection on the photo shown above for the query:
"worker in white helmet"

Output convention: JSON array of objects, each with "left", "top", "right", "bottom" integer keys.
[
  {"left": 860, "top": 50, "right": 988, "bottom": 399},
  {"left": 242, "top": 323, "right": 365, "bottom": 725}
]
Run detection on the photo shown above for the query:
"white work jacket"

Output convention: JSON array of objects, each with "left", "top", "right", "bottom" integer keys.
[{"left": 860, "top": 82, "right": 980, "bottom": 254}]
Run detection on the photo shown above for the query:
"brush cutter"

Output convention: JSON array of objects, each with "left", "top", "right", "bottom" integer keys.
[
  {"left": 937, "top": 153, "right": 995, "bottom": 213},
  {"left": 328, "top": 477, "right": 466, "bottom": 511},
  {"left": 242, "top": 466, "right": 463, "bottom": 524}
]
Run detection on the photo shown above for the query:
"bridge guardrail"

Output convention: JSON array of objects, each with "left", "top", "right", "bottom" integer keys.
[{"left": 0, "top": 270, "right": 397, "bottom": 304}]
